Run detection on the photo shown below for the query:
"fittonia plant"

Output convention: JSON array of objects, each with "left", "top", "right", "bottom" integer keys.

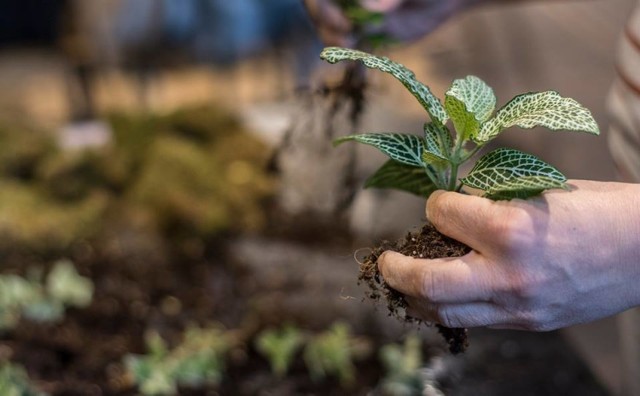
[
  {"left": 320, "top": 47, "right": 599, "bottom": 353},
  {"left": 321, "top": 47, "right": 599, "bottom": 199}
]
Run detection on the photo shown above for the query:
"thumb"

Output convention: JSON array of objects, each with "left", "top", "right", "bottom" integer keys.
[{"left": 426, "top": 190, "right": 505, "bottom": 251}]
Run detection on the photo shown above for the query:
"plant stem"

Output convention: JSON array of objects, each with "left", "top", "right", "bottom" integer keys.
[
  {"left": 448, "top": 162, "right": 459, "bottom": 191},
  {"left": 461, "top": 145, "right": 482, "bottom": 163},
  {"left": 448, "top": 135, "right": 467, "bottom": 191}
]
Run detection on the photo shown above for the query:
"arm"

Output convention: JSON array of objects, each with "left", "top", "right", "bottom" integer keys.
[{"left": 378, "top": 180, "right": 640, "bottom": 330}]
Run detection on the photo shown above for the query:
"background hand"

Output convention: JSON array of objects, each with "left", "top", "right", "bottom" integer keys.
[{"left": 304, "top": 0, "right": 474, "bottom": 46}]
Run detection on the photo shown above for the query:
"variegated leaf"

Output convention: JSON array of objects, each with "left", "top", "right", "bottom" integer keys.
[
  {"left": 365, "top": 159, "right": 436, "bottom": 198},
  {"left": 485, "top": 176, "right": 568, "bottom": 200},
  {"left": 460, "top": 148, "right": 566, "bottom": 192},
  {"left": 320, "top": 47, "right": 448, "bottom": 125},
  {"left": 476, "top": 91, "right": 600, "bottom": 143},
  {"left": 447, "top": 75, "right": 496, "bottom": 124},
  {"left": 422, "top": 151, "right": 447, "bottom": 168},
  {"left": 445, "top": 95, "right": 480, "bottom": 140},
  {"left": 334, "top": 133, "right": 425, "bottom": 167},
  {"left": 422, "top": 122, "right": 452, "bottom": 167}
]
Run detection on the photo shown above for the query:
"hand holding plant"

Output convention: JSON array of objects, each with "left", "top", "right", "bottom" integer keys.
[
  {"left": 380, "top": 180, "right": 640, "bottom": 331},
  {"left": 321, "top": 46, "right": 602, "bottom": 352}
]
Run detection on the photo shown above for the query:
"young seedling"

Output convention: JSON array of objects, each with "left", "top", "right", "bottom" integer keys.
[
  {"left": 303, "top": 322, "right": 370, "bottom": 387},
  {"left": 0, "top": 360, "right": 45, "bottom": 396},
  {"left": 378, "top": 334, "right": 424, "bottom": 396},
  {"left": 124, "top": 326, "right": 232, "bottom": 396},
  {"left": 321, "top": 47, "right": 599, "bottom": 353},
  {"left": 255, "top": 325, "right": 305, "bottom": 378},
  {"left": 0, "top": 260, "right": 93, "bottom": 330}
]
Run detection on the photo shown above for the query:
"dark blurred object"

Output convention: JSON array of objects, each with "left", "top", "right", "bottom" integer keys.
[{"left": 0, "top": 0, "right": 67, "bottom": 46}]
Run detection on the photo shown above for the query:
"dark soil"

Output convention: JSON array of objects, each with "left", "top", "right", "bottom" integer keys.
[
  {"left": 0, "top": 221, "right": 609, "bottom": 395},
  {"left": 0, "top": 211, "right": 392, "bottom": 396},
  {"left": 358, "top": 223, "right": 472, "bottom": 354}
]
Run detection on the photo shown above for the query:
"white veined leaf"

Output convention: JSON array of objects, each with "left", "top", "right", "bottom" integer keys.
[
  {"left": 475, "top": 91, "right": 600, "bottom": 143},
  {"left": 320, "top": 47, "right": 448, "bottom": 125},
  {"left": 445, "top": 95, "right": 480, "bottom": 141},
  {"left": 460, "top": 148, "right": 566, "bottom": 192},
  {"left": 334, "top": 133, "right": 425, "bottom": 167},
  {"left": 485, "top": 176, "right": 568, "bottom": 200},
  {"left": 424, "top": 122, "right": 453, "bottom": 153},
  {"left": 422, "top": 123, "right": 452, "bottom": 167},
  {"left": 365, "top": 160, "right": 436, "bottom": 198},
  {"left": 422, "top": 151, "right": 447, "bottom": 168},
  {"left": 446, "top": 76, "right": 496, "bottom": 124}
]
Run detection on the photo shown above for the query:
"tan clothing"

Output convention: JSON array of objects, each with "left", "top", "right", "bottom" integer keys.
[
  {"left": 607, "top": 2, "right": 640, "bottom": 395},
  {"left": 609, "top": 1, "right": 640, "bottom": 182}
]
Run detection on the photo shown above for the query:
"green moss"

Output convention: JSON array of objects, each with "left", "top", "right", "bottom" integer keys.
[
  {"left": 37, "top": 149, "right": 130, "bottom": 201},
  {"left": 0, "top": 181, "right": 108, "bottom": 252},
  {"left": 156, "top": 105, "right": 241, "bottom": 144},
  {"left": 129, "top": 135, "right": 232, "bottom": 236},
  {"left": 129, "top": 133, "right": 272, "bottom": 237},
  {"left": 0, "top": 126, "right": 55, "bottom": 181},
  {"left": 0, "top": 104, "right": 274, "bottom": 254}
]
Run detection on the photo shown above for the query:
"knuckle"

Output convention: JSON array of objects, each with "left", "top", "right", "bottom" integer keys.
[
  {"left": 487, "top": 207, "right": 532, "bottom": 250},
  {"left": 508, "top": 272, "right": 546, "bottom": 304},
  {"left": 420, "top": 268, "right": 444, "bottom": 303},
  {"left": 435, "top": 305, "right": 458, "bottom": 328},
  {"left": 512, "top": 277, "right": 537, "bottom": 301}
]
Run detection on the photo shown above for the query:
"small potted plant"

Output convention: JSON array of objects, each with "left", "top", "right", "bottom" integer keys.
[{"left": 321, "top": 47, "right": 599, "bottom": 353}]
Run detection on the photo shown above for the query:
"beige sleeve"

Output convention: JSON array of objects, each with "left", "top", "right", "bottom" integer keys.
[
  {"left": 608, "top": 1, "right": 640, "bottom": 183},
  {"left": 608, "top": 4, "right": 640, "bottom": 396}
]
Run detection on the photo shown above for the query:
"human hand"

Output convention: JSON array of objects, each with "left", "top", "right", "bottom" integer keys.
[
  {"left": 304, "top": 0, "right": 475, "bottom": 46},
  {"left": 304, "top": 0, "right": 353, "bottom": 46},
  {"left": 378, "top": 180, "right": 640, "bottom": 330}
]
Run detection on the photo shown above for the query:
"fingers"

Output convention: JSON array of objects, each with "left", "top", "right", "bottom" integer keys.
[
  {"left": 405, "top": 297, "right": 556, "bottom": 331},
  {"left": 426, "top": 190, "right": 513, "bottom": 251},
  {"left": 359, "top": 0, "right": 403, "bottom": 13},
  {"left": 303, "top": 0, "right": 352, "bottom": 46},
  {"left": 405, "top": 298, "right": 510, "bottom": 328},
  {"left": 378, "top": 250, "right": 492, "bottom": 303}
]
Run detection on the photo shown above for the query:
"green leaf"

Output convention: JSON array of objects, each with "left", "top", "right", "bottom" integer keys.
[
  {"left": 447, "top": 76, "right": 496, "bottom": 123},
  {"left": 334, "top": 133, "right": 425, "bottom": 167},
  {"left": 422, "top": 122, "right": 452, "bottom": 167},
  {"left": 365, "top": 160, "right": 436, "bottom": 198},
  {"left": 46, "top": 260, "right": 93, "bottom": 308},
  {"left": 256, "top": 326, "right": 304, "bottom": 378},
  {"left": 320, "top": 47, "right": 447, "bottom": 125},
  {"left": 445, "top": 95, "right": 480, "bottom": 140},
  {"left": 475, "top": 91, "right": 600, "bottom": 143},
  {"left": 445, "top": 76, "right": 496, "bottom": 139},
  {"left": 461, "top": 148, "right": 566, "bottom": 192},
  {"left": 485, "top": 176, "right": 568, "bottom": 200}
]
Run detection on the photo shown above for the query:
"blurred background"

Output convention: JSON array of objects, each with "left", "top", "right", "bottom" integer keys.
[{"left": 0, "top": 0, "right": 634, "bottom": 394}]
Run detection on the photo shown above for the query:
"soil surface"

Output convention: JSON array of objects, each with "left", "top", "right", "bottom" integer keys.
[
  {"left": 0, "top": 217, "right": 608, "bottom": 395},
  {"left": 359, "top": 223, "right": 472, "bottom": 354}
]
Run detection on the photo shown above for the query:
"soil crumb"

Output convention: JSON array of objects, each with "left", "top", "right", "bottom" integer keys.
[{"left": 358, "top": 223, "right": 471, "bottom": 354}]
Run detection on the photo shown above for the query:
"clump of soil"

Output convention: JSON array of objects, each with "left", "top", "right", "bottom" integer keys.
[{"left": 358, "top": 223, "right": 471, "bottom": 354}]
